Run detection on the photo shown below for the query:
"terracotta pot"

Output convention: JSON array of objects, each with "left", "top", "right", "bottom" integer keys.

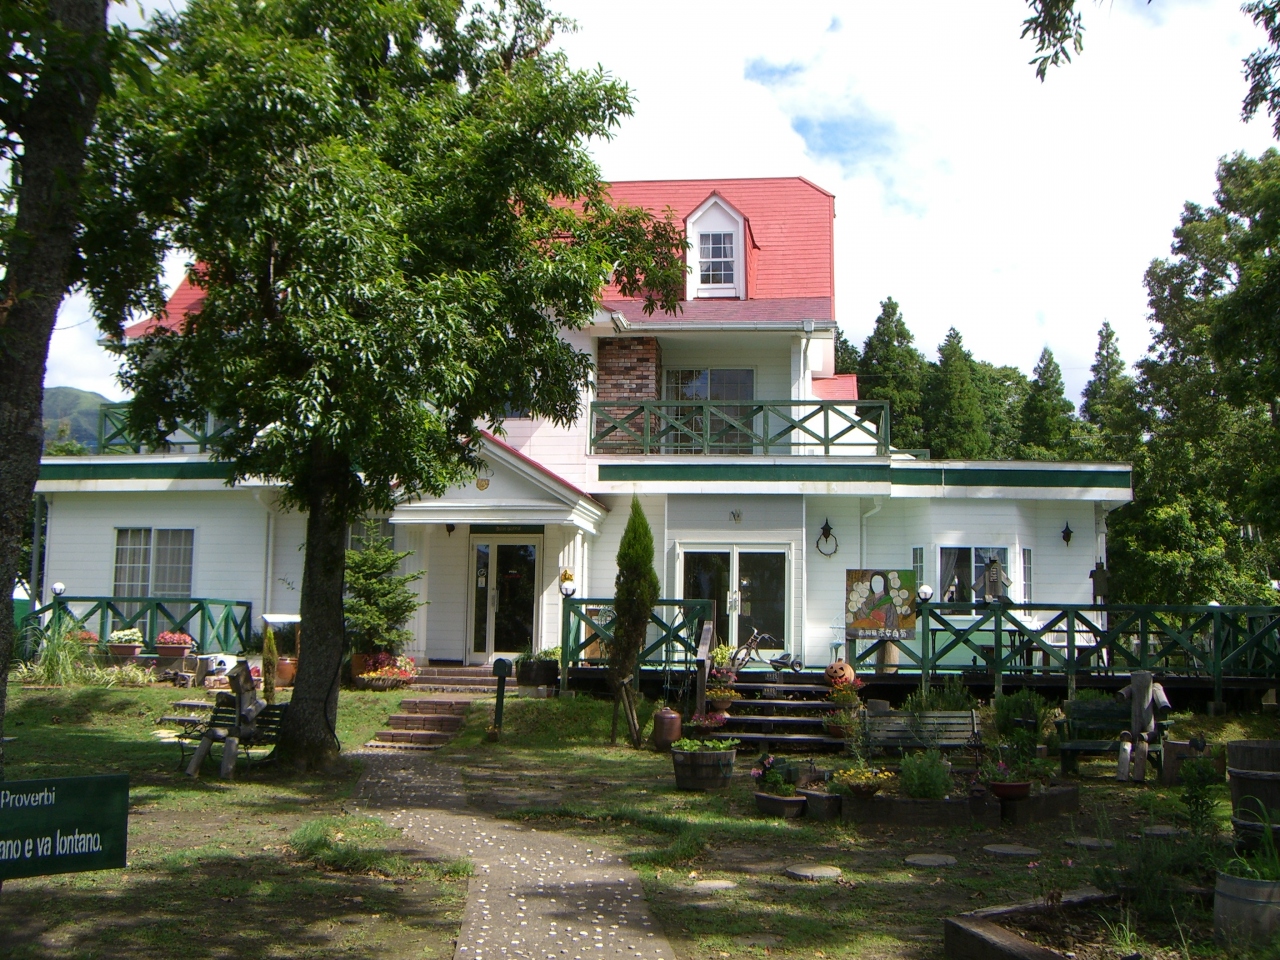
[
  {"left": 107, "top": 643, "right": 142, "bottom": 657},
  {"left": 275, "top": 658, "right": 297, "bottom": 686},
  {"left": 824, "top": 722, "right": 855, "bottom": 739},
  {"left": 710, "top": 699, "right": 735, "bottom": 712},
  {"left": 155, "top": 644, "right": 192, "bottom": 658},
  {"left": 651, "top": 707, "right": 682, "bottom": 752},
  {"left": 988, "top": 781, "right": 1032, "bottom": 800},
  {"left": 754, "top": 792, "right": 807, "bottom": 818}
]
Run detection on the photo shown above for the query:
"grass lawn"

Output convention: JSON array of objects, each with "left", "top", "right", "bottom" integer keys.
[
  {"left": 0, "top": 682, "right": 468, "bottom": 960},
  {"left": 439, "top": 695, "right": 1280, "bottom": 960}
]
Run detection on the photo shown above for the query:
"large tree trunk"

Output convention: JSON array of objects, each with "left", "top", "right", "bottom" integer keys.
[
  {"left": 0, "top": 0, "right": 109, "bottom": 788},
  {"left": 274, "top": 445, "right": 352, "bottom": 771}
]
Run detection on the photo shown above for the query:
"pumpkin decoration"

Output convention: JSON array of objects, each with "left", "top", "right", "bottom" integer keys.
[{"left": 825, "top": 659, "right": 856, "bottom": 686}]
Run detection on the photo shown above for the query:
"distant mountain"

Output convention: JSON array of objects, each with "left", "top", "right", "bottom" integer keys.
[{"left": 43, "top": 386, "right": 110, "bottom": 451}]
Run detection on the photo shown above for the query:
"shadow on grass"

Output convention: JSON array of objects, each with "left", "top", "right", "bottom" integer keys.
[{"left": 0, "top": 851, "right": 460, "bottom": 960}]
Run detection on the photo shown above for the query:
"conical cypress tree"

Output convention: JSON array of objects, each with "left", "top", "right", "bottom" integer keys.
[
  {"left": 611, "top": 497, "right": 660, "bottom": 695},
  {"left": 858, "top": 297, "right": 926, "bottom": 450},
  {"left": 926, "top": 328, "right": 989, "bottom": 459},
  {"left": 1019, "top": 347, "right": 1076, "bottom": 456},
  {"left": 1081, "top": 322, "right": 1125, "bottom": 424}
]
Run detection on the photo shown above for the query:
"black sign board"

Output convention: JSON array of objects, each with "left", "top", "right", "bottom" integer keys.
[{"left": 0, "top": 774, "right": 129, "bottom": 881}]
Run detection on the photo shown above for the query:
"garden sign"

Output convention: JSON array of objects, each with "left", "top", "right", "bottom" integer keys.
[{"left": 0, "top": 774, "right": 128, "bottom": 881}]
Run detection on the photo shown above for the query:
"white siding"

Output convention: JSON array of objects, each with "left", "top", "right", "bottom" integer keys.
[
  {"left": 660, "top": 334, "right": 793, "bottom": 401},
  {"left": 588, "top": 494, "right": 667, "bottom": 598},
  {"left": 424, "top": 523, "right": 469, "bottom": 661}
]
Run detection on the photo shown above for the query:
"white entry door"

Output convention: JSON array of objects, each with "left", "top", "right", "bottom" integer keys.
[
  {"left": 681, "top": 546, "right": 789, "bottom": 652},
  {"left": 468, "top": 536, "right": 542, "bottom": 664}
]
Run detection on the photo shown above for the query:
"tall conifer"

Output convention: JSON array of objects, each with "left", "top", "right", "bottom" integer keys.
[
  {"left": 926, "top": 328, "right": 989, "bottom": 459},
  {"left": 858, "top": 297, "right": 926, "bottom": 450},
  {"left": 1019, "top": 348, "right": 1076, "bottom": 456}
]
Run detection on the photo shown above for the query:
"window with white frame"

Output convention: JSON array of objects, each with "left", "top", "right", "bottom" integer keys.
[
  {"left": 699, "top": 232, "right": 734, "bottom": 285},
  {"left": 912, "top": 547, "right": 924, "bottom": 589},
  {"left": 664, "top": 368, "right": 755, "bottom": 453},
  {"left": 113, "top": 528, "right": 194, "bottom": 597},
  {"left": 1022, "top": 547, "right": 1032, "bottom": 603},
  {"left": 938, "top": 546, "right": 1009, "bottom": 602}
]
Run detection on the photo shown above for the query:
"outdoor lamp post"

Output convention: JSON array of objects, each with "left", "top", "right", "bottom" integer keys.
[
  {"left": 916, "top": 584, "right": 934, "bottom": 688},
  {"left": 50, "top": 581, "right": 66, "bottom": 639},
  {"left": 559, "top": 569, "right": 576, "bottom": 598}
]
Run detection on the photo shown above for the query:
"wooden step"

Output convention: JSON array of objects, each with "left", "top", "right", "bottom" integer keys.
[
  {"left": 721, "top": 714, "right": 830, "bottom": 726},
  {"left": 386, "top": 714, "right": 464, "bottom": 732},
  {"left": 731, "top": 682, "right": 832, "bottom": 696},
  {"left": 730, "top": 699, "right": 841, "bottom": 710},
  {"left": 399, "top": 698, "right": 475, "bottom": 714},
  {"left": 374, "top": 729, "right": 453, "bottom": 745},
  {"left": 411, "top": 676, "right": 498, "bottom": 688},
  {"left": 705, "top": 731, "right": 845, "bottom": 747},
  {"left": 415, "top": 666, "right": 494, "bottom": 677}
]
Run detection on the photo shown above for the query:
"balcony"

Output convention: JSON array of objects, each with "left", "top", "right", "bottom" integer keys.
[
  {"left": 99, "top": 402, "right": 230, "bottom": 454},
  {"left": 589, "top": 399, "right": 892, "bottom": 456}
]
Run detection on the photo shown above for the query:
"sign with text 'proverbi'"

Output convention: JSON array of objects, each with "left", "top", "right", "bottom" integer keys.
[{"left": 0, "top": 774, "right": 128, "bottom": 880}]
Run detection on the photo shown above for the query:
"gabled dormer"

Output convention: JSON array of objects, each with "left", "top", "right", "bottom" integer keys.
[{"left": 686, "top": 194, "right": 746, "bottom": 300}]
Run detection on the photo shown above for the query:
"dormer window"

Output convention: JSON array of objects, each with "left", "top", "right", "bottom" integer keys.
[
  {"left": 699, "top": 233, "right": 735, "bottom": 285},
  {"left": 686, "top": 194, "right": 745, "bottom": 299}
]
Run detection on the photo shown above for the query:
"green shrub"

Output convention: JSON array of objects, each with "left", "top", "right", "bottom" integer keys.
[
  {"left": 289, "top": 815, "right": 419, "bottom": 877},
  {"left": 899, "top": 749, "right": 952, "bottom": 800},
  {"left": 1180, "top": 757, "right": 1224, "bottom": 836},
  {"left": 345, "top": 529, "right": 424, "bottom": 655},
  {"left": 994, "top": 688, "right": 1054, "bottom": 741},
  {"left": 1072, "top": 687, "right": 1114, "bottom": 702},
  {"left": 903, "top": 675, "right": 978, "bottom": 713},
  {"left": 1092, "top": 832, "right": 1226, "bottom": 920}
]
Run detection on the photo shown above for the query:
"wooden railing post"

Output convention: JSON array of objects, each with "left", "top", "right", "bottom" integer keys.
[
  {"left": 694, "top": 621, "right": 712, "bottom": 717},
  {"left": 993, "top": 603, "right": 1004, "bottom": 697},
  {"left": 1066, "top": 608, "right": 1077, "bottom": 701}
]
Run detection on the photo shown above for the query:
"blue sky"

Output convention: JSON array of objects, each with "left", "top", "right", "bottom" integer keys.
[{"left": 47, "top": 0, "right": 1279, "bottom": 404}]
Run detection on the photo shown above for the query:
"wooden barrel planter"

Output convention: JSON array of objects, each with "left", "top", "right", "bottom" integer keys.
[
  {"left": 671, "top": 749, "right": 736, "bottom": 791},
  {"left": 1215, "top": 872, "right": 1280, "bottom": 943},
  {"left": 1228, "top": 741, "right": 1280, "bottom": 844}
]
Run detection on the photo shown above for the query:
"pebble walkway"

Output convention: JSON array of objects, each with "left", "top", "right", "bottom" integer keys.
[{"left": 353, "top": 750, "right": 675, "bottom": 960}]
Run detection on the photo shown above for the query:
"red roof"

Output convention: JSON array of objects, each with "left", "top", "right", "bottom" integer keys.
[
  {"left": 602, "top": 177, "right": 834, "bottom": 306},
  {"left": 811, "top": 374, "right": 859, "bottom": 401},
  {"left": 479, "top": 430, "right": 604, "bottom": 507},
  {"left": 122, "top": 275, "right": 204, "bottom": 338}
]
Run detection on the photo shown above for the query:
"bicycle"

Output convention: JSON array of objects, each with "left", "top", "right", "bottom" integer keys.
[{"left": 728, "top": 627, "right": 804, "bottom": 673}]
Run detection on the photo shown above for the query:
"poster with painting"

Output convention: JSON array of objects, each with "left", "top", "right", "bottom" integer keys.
[{"left": 846, "top": 569, "right": 917, "bottom": 642}]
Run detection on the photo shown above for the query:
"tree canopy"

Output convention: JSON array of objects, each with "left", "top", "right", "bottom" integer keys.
[
  {"left": 857, "top": 297, "right": 926, "bottom": 451},
  {"left": 924, "top": 328, "right": 989, "bottom": 459},
  {"left": 1018, "top": 347, "right": 1075, "bottom": 458},
  {"left": 82, "top": 0, "right": 686, "bottom": 768}
]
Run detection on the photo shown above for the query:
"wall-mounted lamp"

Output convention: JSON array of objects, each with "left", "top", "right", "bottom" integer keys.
[
  {"left": 1061, "top": 523, "right": 1073, "bottom": 545},
  {"left": 816, "top": 518, "right": 838, "bottom": 557},
  {"left": 559, "top": 568, "right": 577, "bottom": 598},
  {"left": 445, "top": 523, "right": 456, "bottom": 537},
  {"left": 917, "top": 583, "right": 934, "bottom": 603},
  {"left": 730, "top": 509, "right": 742, "bottom": 524},
  {"left": 51, "top": 582, "right": 66, "bottom": 596}
]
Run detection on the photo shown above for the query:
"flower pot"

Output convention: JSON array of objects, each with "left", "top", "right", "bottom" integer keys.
[
  {"left": 1215, "top": 871, "right": 1280, "bottom": 943},
  {"left": 107, "top": 643, "right": 143, "bottom": 657},
  {"left": 988, "top": 781, "right": 1032, "bottom": 800},
  {"left": 798, "top": 788, "right": 842, "bottom": 821},
  {"left": 671, "top": 748, "right": 736, "bottom": 790},
  {"left": 824, "top": 722, "right": 855, "bottom": 739},
  {"left": 355, "top": 675, "right": 410, "bottom": 691},
  {"left": 710, "top": 699, "right": 735, "bottom": 712},
  {"left": 516, "top": 660, "right": 560, "bottom": 687},
  {"left": 754, "top": 792, "right": 806, "bottom": 818},
  {"left": 275, "top": 658, "right": 297, "bottom": 686},
  {"left": 155, "top": 643, "right": 192, "bottom": 659}
]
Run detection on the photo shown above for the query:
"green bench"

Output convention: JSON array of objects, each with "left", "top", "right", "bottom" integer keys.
[
  {"left": 1054, "top": 698, "right": 1170, "bottom": 775},
  {"left": 865, "top": 709, "right": 980, "bottom": 753},
  {"left": 175, "top": 695, "right": 289, "bottom": 774}
]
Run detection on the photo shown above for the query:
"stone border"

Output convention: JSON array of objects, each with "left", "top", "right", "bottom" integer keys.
[{"left": 841, "top": 784, "right": 1079, "bottom": 829}]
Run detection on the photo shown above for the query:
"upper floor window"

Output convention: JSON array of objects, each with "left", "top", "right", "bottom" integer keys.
[{"left": 699, "top": 232, "right": 735, "bottom": 285}]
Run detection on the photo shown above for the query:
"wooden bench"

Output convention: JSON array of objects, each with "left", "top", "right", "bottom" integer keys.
[
  {"left": 1054, "top": 698, "right": 1171, "bottom": 775},
  {"left": 176, "top": 696, "right": 289, "bottom": 774},
  {"left": 865, "top": 709, "right": 980, "bottom": 753}
]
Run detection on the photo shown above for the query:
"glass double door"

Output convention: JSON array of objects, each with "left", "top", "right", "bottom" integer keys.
[
  {"left": 682, "top": 548, "right": 788, "bottom": 651},
  {"left": 470, "top": 538, "right": 540, "bottom": 663}
]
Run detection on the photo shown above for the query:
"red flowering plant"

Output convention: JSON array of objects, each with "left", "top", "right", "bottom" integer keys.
[
  {"left": 751, "top": 754, "right": 796, "bottom": 797},
  {"left": 156, "top": 631, "right": 194, "bottom": 646},
  {"left": 72, "top": 630, "right": 99, "bottom": 645},
  {"left": 827, "top": 674, "right": 864, "bottom": 706},
  {"left": 683, "top": 712, "right": 727, "bottom": 733},
  {"left": 359, "top": 654, "right": 416, "bottom": 683}
]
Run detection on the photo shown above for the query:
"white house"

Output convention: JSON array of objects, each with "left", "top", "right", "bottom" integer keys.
[{"left": 33, "top": 177, "right": 1131, "bottom": 667}]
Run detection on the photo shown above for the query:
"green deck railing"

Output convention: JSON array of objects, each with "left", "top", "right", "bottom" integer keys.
[
  {"left": 19, "top": 596, "right": 252, "bottom": 658},
  {"left": 560, "top": 598, "right": 714, "bottom": 674},
  {"left": 849, "top": 601, "right": 1280, "bottom": 701},
  {"left": 99, "top": 402, "right": 233, "bottom": 454},
  {"left": 589, "top": 399, "right": 891, "bottom": 456}
]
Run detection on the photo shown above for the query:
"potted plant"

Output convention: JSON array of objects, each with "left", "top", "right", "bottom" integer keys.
[
  {"left": 830, "top": 762, "right": 895, "bottom": 800},
  {"left": 515, "top": 648, "right": 561, "bottom": 688},
  {"left": 73, "top": 629, "right": 100, "bottom": 653},
  {"left": 827, "top": 673, "right": 864, "bottom": 708},
  {"left": 709, "top": 644, "right": 736, "bottom": 686},
  {"left": 670, "top": 737, "right": 739, "bottom": 790},
  {"left": 981, "top": 757, "right": 1032, "bottom": 800},
  {"left": 356, "top": 653, "right": 417, "bottom": 690},
  {"left": 824, "top": 706, "right": 859, "bottom": 739},
  {"left": 1216, "top": 800, "right": 1280, "bottom": 944},
  {"left": 155, "top": 630, "right": 194, "bottom": 658},
  {"left": 107, "top": 628, "right": 144, "bottom": 657},
  {"left": 797, "top": 778, "right": 844, "bottom": 821},
  {"left": 683, "top": 712, "right": 727, "bottom": 737},
  {"left": 753, "top": 754, "right": 807, "bottom": 817},
  {"left": 705, "top": 686, "right": 741, "bottom": 712}
]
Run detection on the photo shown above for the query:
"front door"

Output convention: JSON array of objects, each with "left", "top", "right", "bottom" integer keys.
[
  {"left": 469, "top": 539, "right": 541, "bottom": 663},
  {"left": 682, "top": 547, "right": 788, "bottom": 652}
]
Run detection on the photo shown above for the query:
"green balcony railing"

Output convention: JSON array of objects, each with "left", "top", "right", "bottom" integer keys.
[
  {"left": 589, "top": 399, "right": 891, "bottom": 456},
  {"left": 19, "top": 596, "right": 252, "bottom": 658},
  {"left": 850, "top": 601, "right": 1280, "bottom": 702},
  {"left": 560, "top": 597, "right": 714, "bottom": 674},
  {"left": 99, "top": 402, "right": 232, "bottom": 454}
]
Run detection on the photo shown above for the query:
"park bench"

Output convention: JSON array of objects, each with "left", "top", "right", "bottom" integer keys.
[
  {"left": 175, "top": 693, "right": 289, "bottom": 775},
  {"left": 864, "top": 709, "right": 980, "bottom": 754},
  {"left": 1054, "top": 697, "right": 1171, "bottom": 775}
]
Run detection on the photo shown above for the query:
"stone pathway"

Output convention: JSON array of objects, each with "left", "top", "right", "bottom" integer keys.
[{"left": 353, "top": 749, "right": 674, "bottom": 960}]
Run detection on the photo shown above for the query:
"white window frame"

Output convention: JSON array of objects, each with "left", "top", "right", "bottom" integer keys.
[
  {"left": 685, "top": 195, "right": 745, "bottom": 299},
  {"left": 937, "top": 546, "right": 1010, "bottom": 603},
  {"left": 113, "top": 527, "right": 195, "bottom": 598},
  {"left": 1022, "top": 547, "right": 1032, "bottom": 603}
]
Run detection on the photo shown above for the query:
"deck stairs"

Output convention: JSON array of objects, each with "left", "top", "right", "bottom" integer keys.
[
  {"left": 366, "top": 696, "right": 480, "bottom": 751},
  {"left": 704, "top": 669, "right": 846, "bottom": 752},
  {"left": 410, "top": 664, "right": 499, "bottom": 693}
]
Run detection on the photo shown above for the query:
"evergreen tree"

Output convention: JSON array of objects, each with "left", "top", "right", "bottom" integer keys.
[
  {"left": 1019, "top": 348, "right": 1076, "bottom": 457},
  {"left": 833, "top": 326, "right": 859, "bottom": 375},
  {"left": 611, "top": 497, "right": 659, "bottom": 747},
  {"left": 858, "top": 297, "right": 926, "bottom": 450},
  {"left": 972, "top": 361, "right": 1030, "bottom": 460},
  {"left": 1081, "top": 322, "right": 1124, "bottom": 423},
  {"left": 344, "top": 532, "right": 424, "bottom": 656},
  {"left": 925, "top": 328, "right": 989, "bottom": 459},
  {"left": 1079, "top": 321, "right": 1142, "bottom": 461}
]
